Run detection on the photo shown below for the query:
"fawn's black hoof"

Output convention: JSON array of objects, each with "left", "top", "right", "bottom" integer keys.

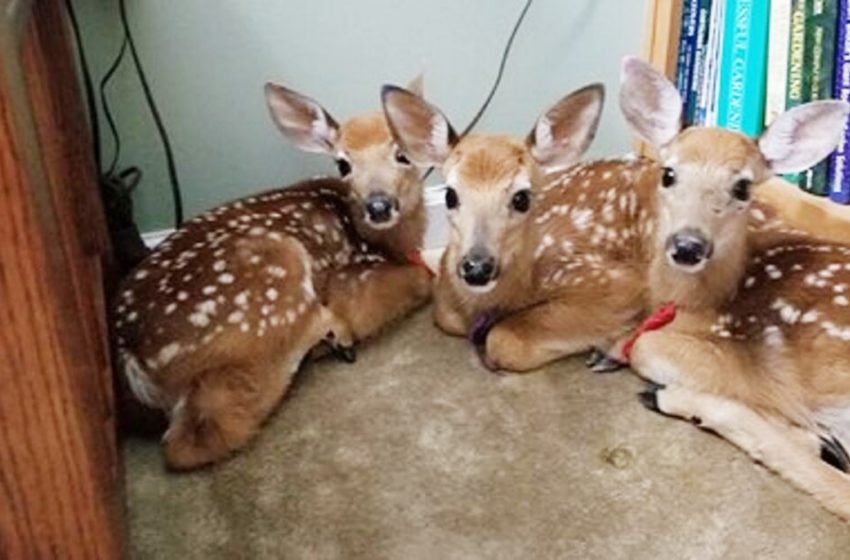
[
  {"left": 590, "top": 354, "right": 626, "bottom": 374},
  {"left": 333, "top": 345, "right": 357, "bottom": 364},
  {"left": 820, "top": 436, "right": 850, "bottom": 473},
  {"left": 585, "top": 349, "right": 604, "bottom": 368},
  {"left": 637, "top": 382, "right": 666, "bottom": 413}
]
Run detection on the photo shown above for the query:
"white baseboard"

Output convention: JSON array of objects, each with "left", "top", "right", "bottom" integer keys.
[
  {"left": 141, "top": 185, "right": 448, "bottom": 251},
  {"left": 423, "top": 184, "right": 448, "bottom": 250},
  {"left": 141, "top": 229, "right": 174, "bottom": 249}
]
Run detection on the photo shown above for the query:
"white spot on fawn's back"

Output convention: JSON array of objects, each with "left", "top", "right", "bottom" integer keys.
[
  {"left": 157, "top": 342, "right": 181, "bottom": 367},
  {"left": 765, "top": 264, "right": 782, "bottom": 280},
  {"left": 188, "top": 312, "right": 210, "bottom": 327},
  {"left": 228, "top": 310, "right": 244, "bottom": 324},
  {"left": 801, "top": 310, "right": 820, "bottom": 324}
]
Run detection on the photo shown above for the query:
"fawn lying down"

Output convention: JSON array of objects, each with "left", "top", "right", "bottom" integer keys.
[
  {"left": 380, "top": 81, "right": 812, "bottom": 373},
  {"left": 619, "top": 56, "right": 850, "bottom": 521},
  {"left": 113, "top": 78, "right": 432, "bottom": 469}
]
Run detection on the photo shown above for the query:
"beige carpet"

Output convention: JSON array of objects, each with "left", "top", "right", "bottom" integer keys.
[{"left": 124, "top": 308, "right": 850, "bottom": 559}]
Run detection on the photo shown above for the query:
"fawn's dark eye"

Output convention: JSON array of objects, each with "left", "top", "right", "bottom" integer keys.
[
  {"left": 445, "top": 187, "right": 459, "bottom": 209},
  {"left": 511, "top": 189, "right": 531, "bottom": 213},
  {"left": 336, "top": 159, "right": 352, "bottom": 177},
  {"left": 395, "top": 150, "right": 411, "bottom": 165},
  {"left": 732, "top": 178, "right": 752, "bottom": 202},
  {"left": 661, "top": 166, "right": 676, "bottom": 188}
]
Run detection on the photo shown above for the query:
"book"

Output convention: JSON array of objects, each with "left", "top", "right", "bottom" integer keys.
[
  {"left": 716, "top": 0, "right": 771, "bottom": 136},
  {"left": 765, "top": 0, "right": 793, "bottom": 126},
  {"left": 701, "top": 0, "right": 726, "bottom": 125},
  {"left": 689, "top": 0, "right": 713, "bottom": 124},
  {"left": 802, "top": 0, "right": 839, "bottom": 195},
  {"left": 676, "top": 0, "right": 700, "bottom": 123},
  {"left": 784, "top": 0, "right": 808, "bottom": 186},
  {"left": 829, "top": 0, "right": 850, "bottom": 204}
]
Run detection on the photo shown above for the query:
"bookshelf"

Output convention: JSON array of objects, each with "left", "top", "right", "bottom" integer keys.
[{"left": 641, "top": 0, "right": 850, "bottom": 233}]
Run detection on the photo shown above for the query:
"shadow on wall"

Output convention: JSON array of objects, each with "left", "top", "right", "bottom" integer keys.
[{"left": 77, "top": 0, "right": 644, "bottom": 233}]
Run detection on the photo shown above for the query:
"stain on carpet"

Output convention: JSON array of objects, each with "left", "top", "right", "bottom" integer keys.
[{"left": 124, "top": 308, "right": 850, "bottom": 559}]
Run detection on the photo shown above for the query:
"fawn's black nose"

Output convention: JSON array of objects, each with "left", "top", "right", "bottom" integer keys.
[
  {"left": 667, "top": 228, "right": 713, "bottom": 268},
  {"left": 459, "top": 251, "right": 498, "bottom": 287},
  {"left": 365, "top": 192, "right": 396, "bottom": 223}
]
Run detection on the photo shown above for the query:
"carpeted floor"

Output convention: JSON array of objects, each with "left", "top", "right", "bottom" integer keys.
[{"left": 124, "top": 308, "right": 850, "bottom": 559}]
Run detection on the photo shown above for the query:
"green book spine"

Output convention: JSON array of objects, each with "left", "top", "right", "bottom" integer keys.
[
  {"left": 803, "top": 0, "right": 839, "bottom": 195},
  {"left": 784, "top": 0, "right": 808, "bottom": 186}
]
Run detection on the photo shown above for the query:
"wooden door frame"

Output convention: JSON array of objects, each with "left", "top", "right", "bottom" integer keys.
[{"left": 0, "top": 0, "right": 125, "bottom": 557}]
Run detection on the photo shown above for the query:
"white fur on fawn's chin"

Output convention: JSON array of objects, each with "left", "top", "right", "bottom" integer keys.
[
  {"left": 365, "top": 210, "right": 400, "bottom": 230},
  {"left": 666, "top": 251, "right": 710, "bottom": 274},
  {"left": 461, "top": 278, "right": 499, "bottom": 294}
]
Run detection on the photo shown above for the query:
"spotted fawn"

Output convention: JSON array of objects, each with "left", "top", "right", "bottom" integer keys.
[
  {"left": 113, "top": 78, "right": 432, "bottom": 469},
  {"left": 619, "top": 56, "right": 850, "bottom": 522}
]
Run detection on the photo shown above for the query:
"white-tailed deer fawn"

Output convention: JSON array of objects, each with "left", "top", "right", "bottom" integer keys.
[
  {"left": 381, "top": 82, "right": 673, "bottom": 371},
  {"left": 619, "top": 56, "right": 850, "bottom": 521},
  {"left": 113, "top": 78, "right": 432, "bottom": 469}
]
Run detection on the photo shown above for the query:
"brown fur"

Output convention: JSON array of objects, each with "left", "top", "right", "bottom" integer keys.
[
  {"left": 632, "top": 126, "right": 850, "bottom": 421},
  {"left": 446, "top": 135, "right": 533, "bottom": 190},
  {"left": 626, "top": 129, "right": 850, "bottom": 521},
  {"left": 619, "top": 56, "right": 850, "bottom": 521},
  {"left": 436, "top": 139, "right": 816, "bottom": 373},
  {"left": 115, "top": 177, "right": 431, "bottom": 468},
  {"left": 435, "top": 150, "right": 662, "bottom": 370},
  {"left": 339, "top": 113, "right": 426, "bottom": 260},
  {"left": 339, "top": 113, "right": 393, "bottom": 151}
]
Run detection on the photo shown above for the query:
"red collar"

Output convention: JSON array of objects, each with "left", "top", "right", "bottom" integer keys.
[
  {"left": 621, "top": 303, "right": 677, "bottom": 363},
  {"left": 406, "top": 250, "right": 435, "bottom": 276}
]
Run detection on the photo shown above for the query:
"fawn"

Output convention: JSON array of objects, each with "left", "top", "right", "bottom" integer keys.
[
  {"left": 619, "top": 56, "right": 850, "bottom": 521},
  {"left": 381, "top": 82, "right": 802, "bottom": 372},
  {"left": 113, "top": 78, "right": 432, "bottom": 469}
]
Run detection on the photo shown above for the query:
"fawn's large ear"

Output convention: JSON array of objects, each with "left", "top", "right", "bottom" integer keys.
[
  {"left": 758, "top": 100, "right": 850, "bottom": 174},
  {"left": 265, "top": 83, "right": 340, "bottom": 154},
  {"left": 619, "top": 56, "right": 682, "bottom": 147},
  {"left": 381, "top": 85, "right": 458, "bottom": 167},
  {"left": 527, "top": 83, "right": 605, "bottom": 173},
  {"left": 406, "top": 74, "right": 424, "bottom": 97}
]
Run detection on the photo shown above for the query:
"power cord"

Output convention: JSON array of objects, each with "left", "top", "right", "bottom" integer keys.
[
  {"left": 461, "top": 0, "right": 534, "bottom": 137},
  {"left": 422, "top": 0, "right": 534, "bottom": 181},
  {"left": 65, "top": 0, "right": 151, "bottom": 278},
  {"left": 118, "top": 0, "right": 184, "bottom": 227},
  {"left": 100, "top": 35, "right": 128, "bottom": 175}
]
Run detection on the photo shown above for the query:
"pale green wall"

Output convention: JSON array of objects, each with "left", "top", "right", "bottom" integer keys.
[{"left": 76, "top": 0, "right": 648, "bottom": 232}]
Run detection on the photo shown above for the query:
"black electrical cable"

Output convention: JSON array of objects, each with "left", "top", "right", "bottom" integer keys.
[
  {"left": 65, "top": 0, "right": 102, "bottom": 174},
  {"left": 460, "top": 0, "right": 534, "bottom": 137},
  {"left": 118, "top": 0, "right": 184, "bottom": 227},
  {"left": 421, "top": 0, "right": 534, "bottom": 181},
  {"left": 100, "top": 36, "right": 129, "bottom": 175}
]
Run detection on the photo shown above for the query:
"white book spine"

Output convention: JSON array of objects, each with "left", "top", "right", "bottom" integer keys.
[{"left": 764, "top": 0, "right": 793, "bottom": 125}]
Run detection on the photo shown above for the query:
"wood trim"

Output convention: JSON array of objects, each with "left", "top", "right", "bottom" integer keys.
[
  {"left": 641, "top": 0, "right": 682, "bottom": 77},
  {"left": 0, "top": 1, "right": 124, "bottom": 557},
  {"left": 2, "top": 0, "right": 33, "bottom": 39}
]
